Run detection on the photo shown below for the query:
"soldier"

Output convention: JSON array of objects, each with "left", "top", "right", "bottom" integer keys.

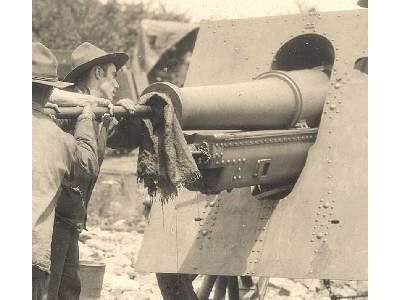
[
  {"left": 48, "top": 42, "right": 143, "bottom": 300},
  {"left": 32, "top": 42, "right": 99, "bottom": 299}
]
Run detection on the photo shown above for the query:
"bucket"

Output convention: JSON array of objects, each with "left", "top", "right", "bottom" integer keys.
[{"left": 79, "top": 260, "right": 106, "bottom": 299}]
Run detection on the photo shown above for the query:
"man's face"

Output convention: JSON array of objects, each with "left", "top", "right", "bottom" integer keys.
[{"left": 98, "top": 63, "right": 119, "bottom": 101}]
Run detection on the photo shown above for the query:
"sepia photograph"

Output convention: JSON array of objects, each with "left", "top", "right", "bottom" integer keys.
[{"left": 30, "top": 0, "right": 368, "bottom": 299}]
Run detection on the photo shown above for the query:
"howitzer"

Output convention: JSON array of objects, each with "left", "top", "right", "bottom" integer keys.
[{"left": 141, "top": 69, "right": 329, "bottom": 194}]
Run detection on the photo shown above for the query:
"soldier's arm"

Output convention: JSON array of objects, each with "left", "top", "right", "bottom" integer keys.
[{"left": 64, "top": 105, "right": 99, "bottom": 176}]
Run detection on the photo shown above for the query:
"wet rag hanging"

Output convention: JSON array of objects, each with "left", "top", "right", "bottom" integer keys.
[{"left": 137, "top": 92, "right": 200, "bottom": 204}]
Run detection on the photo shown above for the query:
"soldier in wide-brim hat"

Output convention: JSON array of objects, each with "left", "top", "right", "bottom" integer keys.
[
  {"left": 32, "top": 42, "right": 100, "bottom": 300},
  {"left": 47, "top": 42, "right": 144, "bottom": 300}
]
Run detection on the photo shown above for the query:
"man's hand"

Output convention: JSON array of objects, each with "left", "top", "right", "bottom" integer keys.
[
  {"left": 116, "top": 98, "right": 135, "bottom": 115},
  {"left": 44, "top": 102, "right": 60, "bottom": 113},
  {"left": 80, "top": 101, "right": 97, "bottom": 119}
]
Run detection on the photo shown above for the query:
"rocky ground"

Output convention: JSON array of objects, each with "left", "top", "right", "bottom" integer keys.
[{"left": 78, "top": 155, "right": 368, "bottom": 299}]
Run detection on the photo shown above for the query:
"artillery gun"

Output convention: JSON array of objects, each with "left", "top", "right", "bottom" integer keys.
[{"left": 45, "top": 7, "right": 367, "bottom": 300}]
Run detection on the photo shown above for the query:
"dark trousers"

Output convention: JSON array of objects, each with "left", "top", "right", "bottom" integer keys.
[
  {"left": 47, "top": 217, "right": 81, "bottom": 300},
  {"left": 32, "top": 266, "right": 49, "bottom": 300}
]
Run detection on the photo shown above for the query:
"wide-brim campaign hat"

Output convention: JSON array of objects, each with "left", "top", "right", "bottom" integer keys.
[
  {"left": 32, "top": 42, "right": 74, "bottom": 89},
  {"left": 64, "top": 42, "right": 129, "bottom": 83}
]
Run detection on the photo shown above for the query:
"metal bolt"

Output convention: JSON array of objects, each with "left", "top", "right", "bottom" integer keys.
[
  {"left": 323, "top": 202, "right": 330, "bottom": 208},
  {"left": 202, "top": 230, "right": 208, "bottom": 236},
  {"left": 334, "top": 83, "right": 341, "bottom": 89},
  {"left": 238, "top": 175, "right": 242, "bottom": 180},
  {"left": 317, "top": 233, "right": 323, "bottom": 239},
  {"left": 243, "top": 158, "right": 246, "bottom": 162},
  {"left": 209, "top": 201, "right": 215, "bottom": 207},
  {"left": 221, "top": 160, "right": 225, "bottom": 164},
  {"left": 330, "top": 104, "right": 336, "bottom": 110},
  {"left": 233, "top": 176, "right": 237, "bottom": 181}
]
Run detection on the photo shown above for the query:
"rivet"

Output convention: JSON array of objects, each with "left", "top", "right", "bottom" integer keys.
[
  {"left": 323, "top": 202, "right": 330, "bottom": 208},
  {"left": 331, "top": 206, "right": 334, "bottom": 209},
  {"left": 253, "top": 173, "right": 258, "bottom": 177},
  {"left": 237, "top": 167, "right": 241, "bottom": 171},
  {"left": 209, "top": 201, "right": 215, "bottom": 207},
  {"left": 323, "top": 239, "right": 328, "bottom": 242},
  {"left": 328, "top": 175, "right": 332, "bottom": 179},
  {"left": 328, "top": 191, "right": 332, "bottom": 194},
  {"left": 233, "top": 176, "right": 237, "bottom": 181},
  {"left": 325, "top": 232, "right": 328, "bottom": 236},
  {"left": 320, "top": 198, "right": 324, "bottom": 202},
  {"left": 202, "top": 230, "right": 208, "bottom": 236},
  {"left": 330, "top": 104, "right": 336, "bottom": 110},
  {"left": 315, "top": 219, "right": 319, "bottom": 223},
  {"left": 312, "top": 232, "right": 316, "bottom": 235},
  {"left": 238, "top": 175, "right": 242, "bottom": 180},
  {"left": 317, "top": 233, "right": 323, "bottom": 239},
  {"left": 238, "top": 158, "right": 242, "bottom": 163},
  {"left": 310, "top": 239, "right": 314, "bottom": 242},
  {"left": 334, "top": 83, "right": 341, "bottom": 89},
  {"left": 243, "top": 158, "right": 246, "bottom": 162},
  {"left": 317, "top": 212, "right": 320, "bottom": 215},
  {"left": 221, "top": 160, "right": 225, "bottom": 164},
  {"left": 212, "top": 216, "right": 216, "bottom": 220},
  {"left": 220, "top": 152, "right": 223, "bottom": 156},
  {"left": 336, "top": 111, "right": 340, "bottom": 114}
]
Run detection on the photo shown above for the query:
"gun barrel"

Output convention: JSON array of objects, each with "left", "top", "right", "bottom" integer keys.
[
  {"left": 43, "top": 104, "right": 153, "bottom": 119},
  {"left": 142, "top": 69, "right": 329, "bottom": 130}
]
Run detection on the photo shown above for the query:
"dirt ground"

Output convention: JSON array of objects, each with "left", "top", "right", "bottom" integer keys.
[{"left": 78, "top": 155, "right": 367, "bottom": 300}]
